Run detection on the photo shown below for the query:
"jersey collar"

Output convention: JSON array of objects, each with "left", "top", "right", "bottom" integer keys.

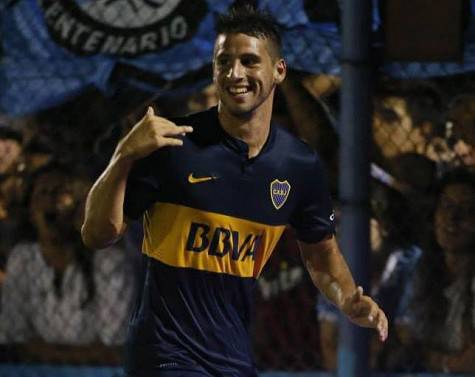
[{"left": 212, "top": 106, "right": 276, "bottom": 160}]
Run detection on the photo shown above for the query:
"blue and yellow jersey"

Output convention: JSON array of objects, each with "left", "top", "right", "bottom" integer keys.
[{"left": 123, "top": 107, "right": 335, "bottom": 376}]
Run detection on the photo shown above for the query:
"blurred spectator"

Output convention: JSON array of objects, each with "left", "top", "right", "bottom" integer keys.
[
  {"left": 0, "top": 129, "right": 53, "bottom": 287},
  {"left": 370, "top": 183, "right": 422, "bottom": 287},
  {"left": 385, "top": 153, "right": 437, "bottom": 233},
  {"left": 0, "top": 125, "right": 23, "bottom": 175},
  {"left": 301, "top": 74, "right": 341, "bottom": 99},
  {"left": 390, "top": 168, "right": 475, "bottom": 373},
  {"left": 0, "top": 165, "right": 133, "bottom": 364},
  {"left": 387, "top": 152, "right": 437, "bottom": 195},
  {"left": 254, "top": 228, "right": 322, "bottom": 370},
  {"left": 446, "top": 94, "right": 475, "bottom": 168},
  {"left": 372, "top": 81, "right": 446, "bottom": 167},
  {"left": 370, "top": 183, "right": 424, "bottom": 370},
  {"left": 317, "top": 183, "right": 422, "bottom": 371},
  {"left": 0, "top": 125, "right": 25, "bottom": 286},
  {"left": 280, "top": 71, "right": 339, "bottom": 190},
  {"left": 186, "top": 83, "right": 218, "bottom": 113},
  {"left": 0, "top": 125, "right": 25, "bottom": 218}
]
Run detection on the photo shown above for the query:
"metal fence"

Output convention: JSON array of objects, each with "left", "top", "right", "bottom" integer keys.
[{"left": 0, "top": 0, "right": 474, "bottom": 375}]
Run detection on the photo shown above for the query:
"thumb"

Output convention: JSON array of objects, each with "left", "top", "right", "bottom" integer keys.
[{"left": 147, "top": 106, "right": 154, "bottom": 117}]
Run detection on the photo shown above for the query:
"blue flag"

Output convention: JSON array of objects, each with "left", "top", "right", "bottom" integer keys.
[{"left": 1, "top": 0, "right": 474, "bottom": 116}]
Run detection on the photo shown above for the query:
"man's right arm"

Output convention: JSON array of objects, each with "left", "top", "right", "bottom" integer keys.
[
  {"left": 81, "top": 107, "right": 193, "bottom": 250},
  {"left": 80, "top": 154, "right": 132, "bottom": 249}
]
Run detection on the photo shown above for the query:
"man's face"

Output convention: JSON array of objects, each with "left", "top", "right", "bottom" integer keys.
[
  {"left": 435, "top": 183, "right": 475, "bottom": 253},
  {"left": 372, "top": 97, "right": 425, "bottom": 158},
  {"left": 30, "top": 171, "right": 89, "bottom": 237},
  {"left": 0, "top": 138, "right": 21, "bottom": 174},
  {"left": 453, "top": 139, "right": 475, "bottom": 167},
  {"left": 213, "top": 33, "right": 285, "bottom": 117}
]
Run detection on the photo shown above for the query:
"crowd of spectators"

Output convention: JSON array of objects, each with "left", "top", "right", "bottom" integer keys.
[{"left": 0, "top": 71, "right": 473, "bottom": 373}]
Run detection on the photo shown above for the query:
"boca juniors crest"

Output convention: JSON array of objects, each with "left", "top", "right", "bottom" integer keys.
[
  {"left": 37, "top": 0, "right": 208, "bottom": 57},
  {"left": 270, "top": 179, "right": 291, "bottom": 210}
]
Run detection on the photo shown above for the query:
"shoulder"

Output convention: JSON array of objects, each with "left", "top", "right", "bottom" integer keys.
[
  {"left": 272, "top": 129, "right": 330, "bottom": 195},
  {"left": 172, "top": 107, "right": 221, "bottom": 146},
  {"left": 170, "top": 106, "right": 217, "bottom": 126},
  {"left": 273, "top": 126, "right": 323, "bottom": 168},
  {"left": 170, "top": 107, "right": 219, "bottom": 139}
]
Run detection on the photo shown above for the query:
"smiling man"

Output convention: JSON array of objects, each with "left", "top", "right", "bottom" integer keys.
[{"left": 81, "top": 6, "right": 387, "bottom": 377}]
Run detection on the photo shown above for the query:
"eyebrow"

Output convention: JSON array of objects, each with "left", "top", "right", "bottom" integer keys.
[{"left": 240, "top": 53, "right": 261, "bottom": 60}]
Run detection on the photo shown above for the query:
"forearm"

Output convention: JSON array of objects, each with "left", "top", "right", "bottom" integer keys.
[
  {"left": 81, "top": 152, "right": 132, "bottom": 249},
  {"left": 81, "top": 107, "right": 192, "bottom": 250},
  {"left": 300, "top": 238, "right": 356, "bottom": 309},
  {"left": 300, "top": 238, "right": 388, "bottom": 340},
  {"left": 280, "top": 78, "right": 339, "bottom": 165}
]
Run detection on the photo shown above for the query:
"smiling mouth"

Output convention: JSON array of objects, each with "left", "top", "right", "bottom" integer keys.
[{"left": 227, "top": 86, "right": 251, "bottom": 96}]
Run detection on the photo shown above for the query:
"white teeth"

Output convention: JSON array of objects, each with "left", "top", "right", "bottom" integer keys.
[{"left": 228, "top": 87, "right": 249, "bottom": 94}]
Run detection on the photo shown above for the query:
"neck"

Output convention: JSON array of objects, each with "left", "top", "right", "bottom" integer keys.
[
  {"left": 218, "top": 94, "right": 274, "bottom": 158},
  {"left": 444, "top": 251, "right": 470, "bottom": 277},
  {"left": 39, "top": 233, "right": 74, "bottom": 272}
]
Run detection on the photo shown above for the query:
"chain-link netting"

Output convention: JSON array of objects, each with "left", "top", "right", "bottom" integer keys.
[{"left": 0, "top": 0, "right": 474, "bottom": 375}]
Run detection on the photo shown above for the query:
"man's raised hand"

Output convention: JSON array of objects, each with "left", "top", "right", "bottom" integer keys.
[{"left": 115, "top": 106, "right": 193, "bottom": 161}]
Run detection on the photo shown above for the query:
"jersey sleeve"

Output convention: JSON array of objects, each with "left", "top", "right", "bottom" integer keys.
[
  {"left": 124, "top": 152, "right": 163, "bottom": 220},
  {"left": 290, "top": 154, "right": 335, "bottom": 243}
]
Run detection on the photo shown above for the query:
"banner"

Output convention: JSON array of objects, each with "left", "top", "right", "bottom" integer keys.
[{"left": 1, "top": 0, "right": 474, "bottom": 116}]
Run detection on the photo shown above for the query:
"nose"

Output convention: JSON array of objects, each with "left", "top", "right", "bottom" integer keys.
[
  {"left": 445, "top": 207, "right": 462, "bottom": 224},
  {"left": 227, "top": 60, "right": 244, "bottom": 80}
]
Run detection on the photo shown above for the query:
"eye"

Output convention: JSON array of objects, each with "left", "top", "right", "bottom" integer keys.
[
  {"left": 241, "top": 55, "right": 259, "bottom": 66},
  {"left": 216, "top": 56, "right": 229, "bottom": 67},
  {"left": 380, "top": 107, "right": 400, "bottom": 124}
]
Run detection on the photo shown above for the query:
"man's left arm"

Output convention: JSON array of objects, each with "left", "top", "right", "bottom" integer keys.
[{"left": 299, "top": 236, "right": 388, "bottom": 342}]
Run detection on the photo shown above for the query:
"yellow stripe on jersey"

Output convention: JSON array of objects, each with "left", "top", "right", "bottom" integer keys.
[{"left": 142, "top": 202, "right": 286, "bottom": 278}]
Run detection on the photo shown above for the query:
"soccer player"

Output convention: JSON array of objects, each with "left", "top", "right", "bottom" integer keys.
[{"left": 81, "top": 6, "right": 388, "bottom": 377}]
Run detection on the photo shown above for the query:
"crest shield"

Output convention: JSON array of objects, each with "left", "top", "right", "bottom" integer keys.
[{"left": 270, "top": 179, "right": 291, "bottom": 210}]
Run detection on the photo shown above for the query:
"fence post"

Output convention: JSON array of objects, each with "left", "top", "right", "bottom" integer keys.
[{"left": 337, "top": 1, "right": 373, "bottom": 377}]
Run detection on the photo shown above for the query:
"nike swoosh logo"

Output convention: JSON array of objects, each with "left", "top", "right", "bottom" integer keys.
[{"left": 188, "top": 173, "right": 217, "bottom": 184}]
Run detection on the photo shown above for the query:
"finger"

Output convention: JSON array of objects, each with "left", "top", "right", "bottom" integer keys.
[
  {"left": 374, "top": 310, "right": 387, "bottom": 341},
  {"left": 135, "top": 106, "right": 153, "bottom": 125},
  {"left": 147, "top": 106, "right": 154, "bottom": 116},
  {"left": 159, "top": 125, "right": 193, "bottom": 136},
  {"left": 368, "top": 304, "right": 379, "bottom": 323},
  {"left": 178, "top": 125, "right": 194, "bottom": 133},
  {"left": 147, "top": 117, "right": 193, "bottom": 133},
  {"left": 352, "top": 286, "right": 364, "bottom": 304},
  {"left": 160, "top": 137, "right": 184, "bottom": 147},
  {"left": 379, "top": 311, "right": 389, "bottom": 342}
]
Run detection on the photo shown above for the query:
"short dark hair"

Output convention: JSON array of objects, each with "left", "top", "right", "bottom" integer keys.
[
  {"left": 0, "top": 124, "right": 22, "bottom": 144},
  {"left": 436, "top": 167, "right": 475, "bottom": 196},
  {"left": 215, "top": 5, "right": 282, "bottom": 57},
  {"left": 374, "top": 81, "right": 444, "bottom": 129}
]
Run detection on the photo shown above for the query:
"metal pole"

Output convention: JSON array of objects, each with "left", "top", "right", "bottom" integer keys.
[{"left": 337, "top": 1, "right": 373, "bottom": 377}]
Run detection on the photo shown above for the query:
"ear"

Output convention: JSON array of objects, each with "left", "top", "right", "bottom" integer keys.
[{"left": 274, "top": 59, "right": 287, "bottom": 84}]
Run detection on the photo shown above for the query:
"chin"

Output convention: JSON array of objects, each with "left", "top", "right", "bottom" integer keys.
[
  {"left": 230, "top": 108, "right": 255, "bottom": 118},
  {"left": 225, "top": 100, "right": 263, "bottom": 116}
]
